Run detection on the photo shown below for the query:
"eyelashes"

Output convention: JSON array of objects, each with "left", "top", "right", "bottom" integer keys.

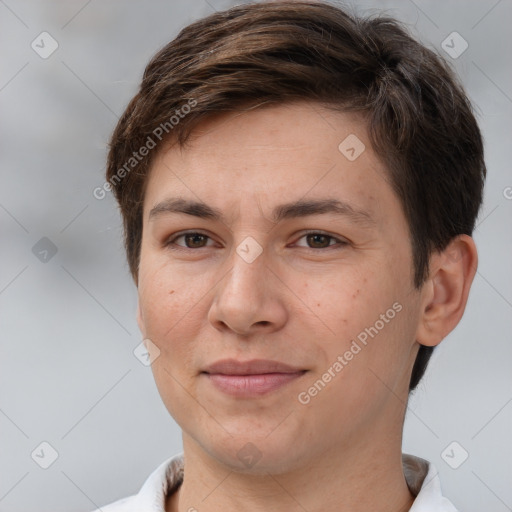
[
  {"left": 166, "top": 232, "right": 214, "bottom": 250},
  {"left": 294, "top": 231, "right": 347, "bottom": 250},
  {"left": 164, "top": 230, "right": 348, "bottom": 252}
]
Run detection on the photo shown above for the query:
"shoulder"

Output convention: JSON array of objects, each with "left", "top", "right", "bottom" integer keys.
[
  {"left": 90, "top": 495, "right": 137, "bottom": 512},
  {"left": 89, "top": 453, "right": 184, "bottom": 512}
]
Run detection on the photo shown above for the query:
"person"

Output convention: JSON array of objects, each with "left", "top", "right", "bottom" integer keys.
[{"left": 94, "top": 1, "right": 485, "bottom": 510}]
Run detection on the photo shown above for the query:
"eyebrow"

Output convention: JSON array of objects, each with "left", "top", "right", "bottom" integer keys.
[{"left": 148, "top": 197, "right": 375, "bottom": 226}]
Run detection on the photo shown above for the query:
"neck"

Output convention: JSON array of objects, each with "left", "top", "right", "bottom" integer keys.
[{"left": 167, "top": 430, "right": 414, "bottom": 512}]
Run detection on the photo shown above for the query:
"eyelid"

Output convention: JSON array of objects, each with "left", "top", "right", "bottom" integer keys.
[
  {"left": 165, "top": 230, "right": 218, "bottom": 249},
  {"left": 165, "top": 229, "right": 348, "bottom": 251},
  {"left": 292, "top": 229, "right": 349, "bottom": 249}
]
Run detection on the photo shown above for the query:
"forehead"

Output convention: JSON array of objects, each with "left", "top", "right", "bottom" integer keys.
[{"left": 143, "top": 102, "right": 400, "bottom": 227}]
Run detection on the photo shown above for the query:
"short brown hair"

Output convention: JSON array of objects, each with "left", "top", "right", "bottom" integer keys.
[{"left": 106, "top": 1, "right": 486, "bottom": 391}]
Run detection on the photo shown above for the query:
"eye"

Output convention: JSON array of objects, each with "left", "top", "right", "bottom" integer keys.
[
  {"left": 294, "top": 231, "right": 348, "bottom": 250},
  {"left": 165, "top": 231, "right": 216, "bottom": 250},
  {"left": 164, "top": 230, "right": 348, "bottom": 252}
]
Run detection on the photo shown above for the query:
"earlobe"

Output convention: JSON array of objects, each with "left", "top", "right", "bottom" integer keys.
[{"left": 416, "top": 235, "right": 478, "bottom": 347}]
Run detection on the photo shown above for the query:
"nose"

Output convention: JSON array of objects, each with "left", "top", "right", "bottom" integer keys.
[{"left": 207, "top": 247, "right": 288, "bottom": 337}]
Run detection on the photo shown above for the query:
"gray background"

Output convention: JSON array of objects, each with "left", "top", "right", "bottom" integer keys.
[{"left": 1, "top": 0, "right": 511, "bottom": 510}]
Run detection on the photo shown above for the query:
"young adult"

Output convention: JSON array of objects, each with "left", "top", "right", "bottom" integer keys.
[{"left": 94, "top": 2, "right": 485, "bottom": 510}]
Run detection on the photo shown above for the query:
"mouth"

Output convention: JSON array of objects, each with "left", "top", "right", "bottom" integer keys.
[{"left": 201, "top": 359, "right": 307, "bottom": 397}]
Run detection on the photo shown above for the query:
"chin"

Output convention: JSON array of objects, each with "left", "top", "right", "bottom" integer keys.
[{"left": 200, "top": 430, "right": 306, "bottom": 475}]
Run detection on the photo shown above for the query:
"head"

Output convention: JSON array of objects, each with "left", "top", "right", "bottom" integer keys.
[{"left": 106, "top": 1, "right": 484, "bottom": 472}]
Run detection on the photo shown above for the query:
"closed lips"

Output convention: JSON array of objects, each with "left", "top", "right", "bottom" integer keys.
[
  {"left": 202, "top": 358, "right": 306, "bottom": 375},
  {"left": 202, "top": 359, "right": 307, "bottom": 396}
]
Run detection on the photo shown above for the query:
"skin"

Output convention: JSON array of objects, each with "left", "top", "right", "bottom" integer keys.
[{"left": 135, "top": 101, "right": 478, "bottom": 512}]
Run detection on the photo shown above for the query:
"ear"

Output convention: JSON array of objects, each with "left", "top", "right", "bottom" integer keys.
[
  {"left": 136, "top": 300, "right": 145, "bottom": 335},
  {"left": 415, "top": 234, "right": 478, "bottom": 347}
]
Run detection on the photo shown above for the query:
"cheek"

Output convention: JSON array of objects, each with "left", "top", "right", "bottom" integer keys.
[
  {"left": 138, "top": 257, "right": 203, "bottom": 356},
  {"left": 305, "top": 264, "right": 413, "bottom": 380},
  {"left": 305, "top": 267, "right": 386, "bottom": 344},
  {"left": 138, "top": 259, "right": 205, "bottom": 416}
]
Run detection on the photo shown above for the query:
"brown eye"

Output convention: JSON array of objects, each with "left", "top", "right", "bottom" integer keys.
[
  {"left": 166, "top": 231, "right": 214, "bottom": 250},
  {"left": 183, "top": 233, "right": 209, "bottom": 248},
  {"left": 305, "top": 233, "right": 333, "bottom": 249},
  {"left": 295, "top": 231, "right": 346, "bottom": 250}
]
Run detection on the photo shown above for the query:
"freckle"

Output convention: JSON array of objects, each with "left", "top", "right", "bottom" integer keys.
[{"left": 169, "top": 290, "right": 175, "bottom": 294}]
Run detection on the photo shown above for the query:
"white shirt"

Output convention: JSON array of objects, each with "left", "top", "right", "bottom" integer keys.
[{"left": 92, "top": 453, "right": 458, "bottom": 512}]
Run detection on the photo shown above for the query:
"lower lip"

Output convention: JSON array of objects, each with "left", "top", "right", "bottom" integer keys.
[{"left": 205, "top": 372, "right": 306, "bottom": 396}]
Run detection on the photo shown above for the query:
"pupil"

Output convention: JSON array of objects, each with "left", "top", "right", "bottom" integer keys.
[
  {"left": 186, "top": 234, "right": 206, "bottom": 248},
  {"left": 308, "top": 234, "right": 329, "bottom": 248}
]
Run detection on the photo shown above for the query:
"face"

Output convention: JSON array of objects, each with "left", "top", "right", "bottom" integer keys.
[{"left": 137, "top": 102, "right": 424, "bottom": 474}]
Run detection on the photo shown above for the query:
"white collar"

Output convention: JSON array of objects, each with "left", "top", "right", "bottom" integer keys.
[
  {"left": 97, "top": 453, "right": 458, "bottom": 511},
  {"left": 403, "top": 454, "right": 458, "bottom": 511}
]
